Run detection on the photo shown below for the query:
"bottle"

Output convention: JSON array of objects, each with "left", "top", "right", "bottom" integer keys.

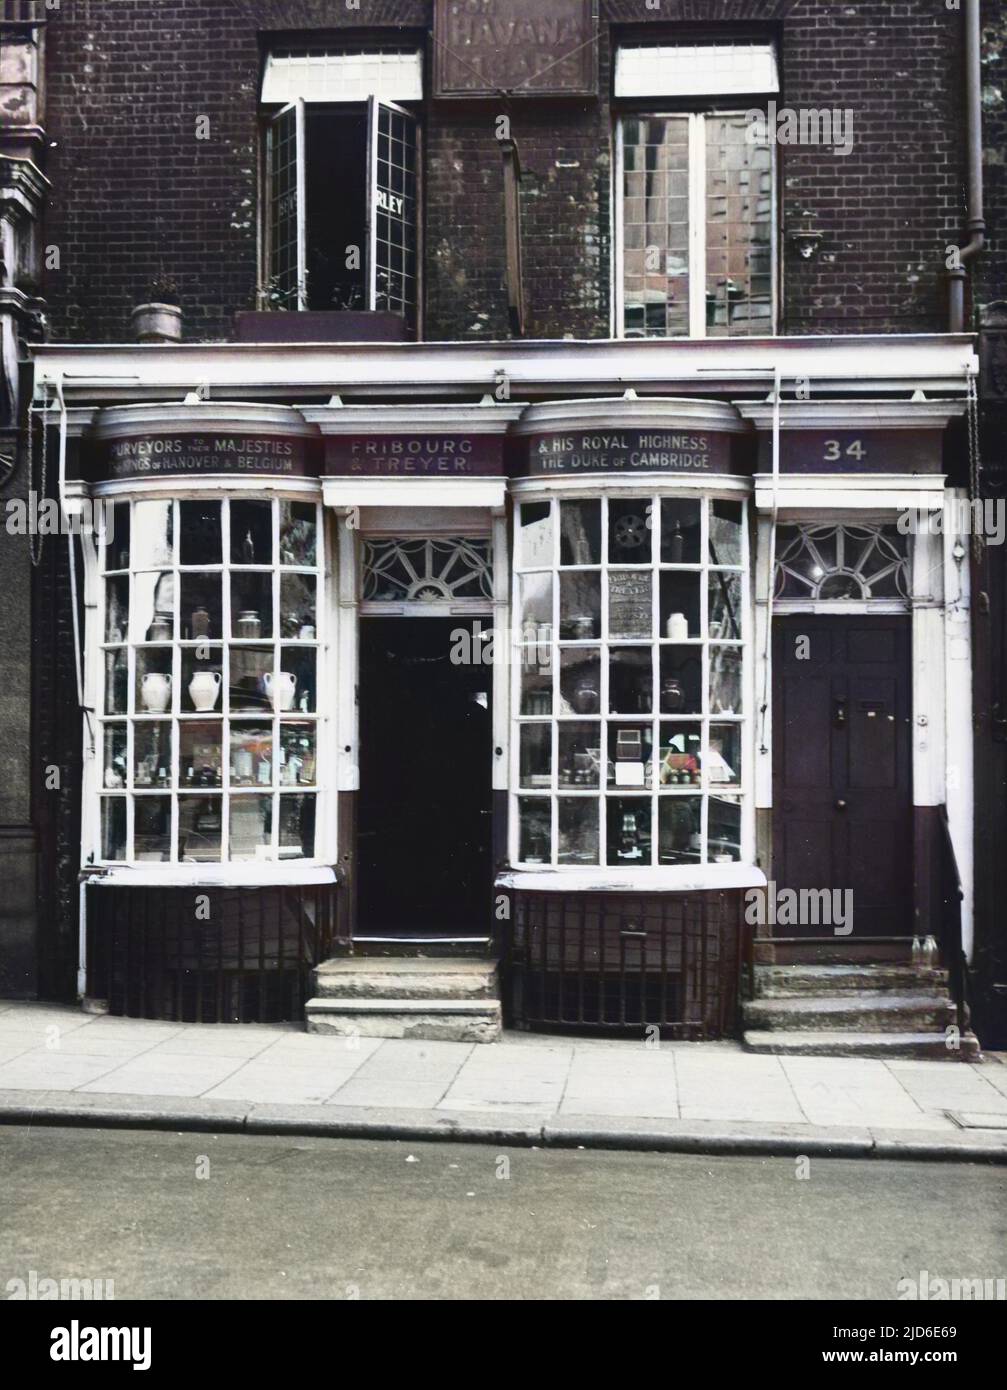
[
  {"left": 911, "top": 936, "right": 923, "bottom": 968},
  {"left": 922, "top": 935, "right": 938, "bottom": 969},
  {"left": 242, "top": 530, "right": 255, "bottom": 562},
  {"left": 669, "top": 521, "right": 685, "bottom": 563}
]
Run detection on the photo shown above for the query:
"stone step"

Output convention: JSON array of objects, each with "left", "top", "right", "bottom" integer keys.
[
  {"left": 753, "top": 964, "right": 949, "bottom": 999},
  {"left": 313, "top": 957, "right": 498, "bottom": 1001},
  {"left": 743, "top": 1029, "right": 980, "bottom": 1060},
  {"left": 742, "top": 993, "right": 956, "bottom": 1033},
  {"left": 753, "top": 937, "right": 913, "bottom": 966},
  {"left": 305, "top": 996, "right": 501, "bottom": 1044}
]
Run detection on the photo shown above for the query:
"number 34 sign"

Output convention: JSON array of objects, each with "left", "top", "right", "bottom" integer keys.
[{"left": 761, "top": 428, "right": 944, "bottom": 475}]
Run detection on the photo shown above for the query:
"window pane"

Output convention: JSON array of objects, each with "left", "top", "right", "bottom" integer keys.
[
  {"left": 661, "top": 498, "right": 702, "bottom": 563},
  {"left": 104, "top": 503, "right": 130, "bottom": 571},
  {"left": 101, "top": 797, "right": 127, "bottom": 861},
  {"left": 518, "top": 573, "right": 553, "bottom": 630},
  {"left": 608, "top": 723, "right": 653, "bottom": 788},
  {"left": 709, "top": 724, "right": 742, "bottom": 790},
  {"left": 705, "top": 113, "right": 773, "bottom": 338},
  {"left": 660, "top": 647, "right": 702, "bottom": 714},
  {"left": 132, "top": 501, "right": 173, "bottom": 568},
  {"left": 230, "top": 795, "right": 272, "bottom": 861},
  {"left": 558, "top": 723, "right": 602, "bottom": 788},
  {"left": 608, "top": 571, "right": 653, "bottom": 639},
  {"left": 230, "top": 500, "right": 273, "bottom": 565},
  {"left": 609, "top": 647, "right": 652, "bottom": 715},
  {"left": 134, "top": 721, "right": 172, "bottom": 788},
  {"left": 709, "top": 795, "right": 742, "bottom": 861},
  {"left": 558, "top": 799, "right": 599, "bottom": 864},
  {"left": 132, "top": 571, "right": 174, "bottom": 644},
  {"left": 608, "top": 498, "right": 653, "bottom": 563},
  {"left": 180, "top": 573, "right": 222, "bottom": 643},
  {"left": 231, "top": 573, "right": 273, "bottom": 640},
  {"left": 179, "top": 796, "right": 222, "bottom": 863},
  {"left": 279, "top": 794, "right": 315, "bottom": 859},
  {"left": 104, "top": 650, "right": 128, "bottom": 715},
  {"left": 621, "top": 115, "right": 691, "bottom": 339},
  {"left": 180, "top": 722, "right": 223, "bottom": 788},
  {"left": 280, "top": 573, "right": 316, "bottom": 638},
  {"left": 519, "top": 723, "right": 552, "bottom": 789},
  {"left": 183, "top": 648, "right": 224, "bottom": 713},
  {"left": 710, "top": 647, "right": 743, "bottom": 715},
  {"left": 708, "top": 571, "right": 743, "bottom": 640},
  {"left": 519, "top": 503, "right": 553, "bottom": 568},
  {"left": 280, "top": 646, "right": 316, "bottom": 713},
  {"left": 659, "top": 724, "right": 702, "bottom": 787},
  {"left": 105, "top": 577, "right": 129, "bottom": 643},
  {"left": 135, "top": 797, "right": 171, "bottom": 862},
  {"left": 607, "top": 797, "right": 651, "bottom": 865},
  {"left": 518, "top": 798, "right": 551, "bottom": 864},
  {"left": 561, "top": 649, "right": 602, "bottom": 715},
  {"left": 103, "top": 724, "right": 127, "bottom": 789},
  {"left": 279, "top": 723, "right": 316, "bottom": 787},
  {"left": 709, "top": 500, "right": 743, "bottom": 566},
  {"left": 136, "top": 650, "right": 173, "bottom": 714},
  {"left": 230, "top": 646, "right": 272, "bottom": 713},
  {"left": 660, "top": 572, "right": 701, "bottom": 639},
  {"left": 280, "top": 501, "right": 317, "bottom": 567},
  {"left": 178, "top": 501, "right": 222, "bottom": 566},
  {"left": 559, "top": 572, "right": 601, "bottom": 640},
  {"left": 520, "top": 651, "right": 553, "bottom": 716},
  {"left": 560, "top": 499, "right": 601, "bottom": 565},
  {"left": 658, "top": 796, "right": 701, "bottom": 864},
  {"left": 230, "top": 722, "right": 273, "bottom": 788}
]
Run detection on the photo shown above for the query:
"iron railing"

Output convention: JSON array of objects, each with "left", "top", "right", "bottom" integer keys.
[
  {"left": 937, "top": 805, "right": 969, "bottom": 1034},
  {"left": 506, "top": 890, "right": 742, "bottom": 1038},
  {"left": 86, "top": 882, "right": 338, "bottom": 1023}
]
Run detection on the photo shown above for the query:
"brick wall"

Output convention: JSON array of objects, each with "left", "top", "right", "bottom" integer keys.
[{"left": 38, "top": 0, "right": 975, "bottom": 343}]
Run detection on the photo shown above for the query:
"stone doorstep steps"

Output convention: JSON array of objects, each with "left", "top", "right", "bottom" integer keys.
[
  {"left": 754, "top": 937, "right": 913, "bottom": 966},
  {"left": 304, "top": 996, "right": 502, "bottom": 1044},
  {"left": 743, "top": 993, "right": 956, "bottom": 1034},
  {"left": 743, "top": 1029, "right": 980, "bottom": 1060},
  {"left": 313, "top": 958, "right": 498, "bottom": 1002},
  {"left": 753, "top": 964, "right": 949, "bottom": 999}
]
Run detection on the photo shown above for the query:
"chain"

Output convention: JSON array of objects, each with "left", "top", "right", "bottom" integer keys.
[
  {"left": 967, "top": 372, "right": 983, "bottom": 566},
  {"left": 28, "top": 393, "right": 48, "bottom": 569}
]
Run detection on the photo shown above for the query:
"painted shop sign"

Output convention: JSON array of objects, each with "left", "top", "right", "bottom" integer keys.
[
  {"left": 433, "top": 0, "right": 597, "bottom": 98},
  {"left": 757, "top": 429, "right": 945, "bottom": 474},
  {"left": 94, "top": 433, "right": 315, "bottom": 481},
  {"left": 522, "top": 429, "right": 736, "bottom": 476},
  {"left": 325, "top": 434, "right": 506, "bottom": 476}
]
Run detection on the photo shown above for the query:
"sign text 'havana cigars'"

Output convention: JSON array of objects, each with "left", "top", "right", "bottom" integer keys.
[
  {"left": 325, "top": 434, "right": 506, "bottom": 476},
  {"left": 96, "top": 433, "right": 314, "bottom": 482},
  {"left": 522, "top": 429, "right": 736, "bottom": 476},
  {"left": 433, "top": 0, "right": 597, "bottom": 98}
]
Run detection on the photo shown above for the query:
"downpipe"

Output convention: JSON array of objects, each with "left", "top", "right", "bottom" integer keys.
[{"left": 947, "top": 0, "right": 985, "bottom": 331}]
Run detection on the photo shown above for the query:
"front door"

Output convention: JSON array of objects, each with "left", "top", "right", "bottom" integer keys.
[
  {"left": 772, "top": 616, "right": 912, "bottom": 937},
  {"left": 356, "top": 618, "right": 493, "bottom": 938}
]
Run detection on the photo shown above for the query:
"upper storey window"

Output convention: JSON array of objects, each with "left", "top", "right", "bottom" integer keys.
[
  {"left": 261, "top": 44, "right": 421, "bottom": 332},
  {"left": 614, "top": 42, "right": 778, "bottom": 339}
]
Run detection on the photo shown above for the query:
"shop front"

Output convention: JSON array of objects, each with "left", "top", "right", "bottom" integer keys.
[{"left": 36, "top": 335, "right": 977, "bottom": 1047}]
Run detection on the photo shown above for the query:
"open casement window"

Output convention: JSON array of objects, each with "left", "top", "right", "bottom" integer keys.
[
  {"left": 616, "top": 112, "right": 774, "bottom": 339},
  {"left": 267, "top": 101, "right": 307, "bottom": 310},
  {"left": 265, "top": 95, "right": 418, "bottom": 330}
]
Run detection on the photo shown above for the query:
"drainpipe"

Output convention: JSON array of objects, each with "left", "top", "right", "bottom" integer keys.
[{"left": 948, "top": 0, "right": 985, "bottom": 332}]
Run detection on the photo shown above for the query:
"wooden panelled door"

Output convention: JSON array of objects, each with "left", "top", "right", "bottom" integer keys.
[{"left": 772, "top": 616, "right": 913, "bottom": 937}]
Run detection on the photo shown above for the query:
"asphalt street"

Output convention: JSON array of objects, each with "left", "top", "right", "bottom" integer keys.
[{"left": 1, "top": 1126, "right": 1004, "bottom": 1300}]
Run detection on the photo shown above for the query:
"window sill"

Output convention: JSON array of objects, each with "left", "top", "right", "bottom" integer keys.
[
  {"left": 84, "top": 864, "right": 338, "bottom": 889},
  {"left": 496, "top": 865, "right": 766, "bottom": 893},
  {"left": 234, "top": 311, "right": 410, "bottom": 344}
]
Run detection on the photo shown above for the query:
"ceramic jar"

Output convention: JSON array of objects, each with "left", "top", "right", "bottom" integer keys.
[
  {"left": 141, "top": 672, "right": 172, "bottom": 713},
  {"left": 264, "top": 671, "right": 296, "bottom": 711},
  {"left": 188, "top": 670, "right": 222, "bottom": 712}
]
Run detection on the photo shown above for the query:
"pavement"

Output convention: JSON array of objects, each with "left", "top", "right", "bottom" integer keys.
[{"left": 1, "top": 1000, "right": 1006, "bottom": 1161}]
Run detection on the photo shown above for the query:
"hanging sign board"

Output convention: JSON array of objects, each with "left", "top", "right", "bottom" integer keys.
[{"left": 433, "top": 0, "right": 598, "bottom": 98}]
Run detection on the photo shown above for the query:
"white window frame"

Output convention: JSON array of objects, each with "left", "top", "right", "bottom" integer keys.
[
  {"left": 509, "top": 481, "right": 753, "bottom": 873},
  {"left": 90, "top": 488, "right": 330, "bottom": 872},
  {"left": 613, "top": 110, "right": 777, "bottom": 341}
]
